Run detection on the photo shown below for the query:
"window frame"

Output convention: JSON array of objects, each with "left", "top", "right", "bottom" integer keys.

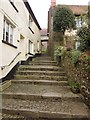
[
  {"left": 28, "top": 40, "right": 33, "bottom": 54},
  {"left": 9, "top": 0, "right": 19, "bottom": 12},
  {"left": 3, "top": 18, "right": 14, "bottom": 45}
]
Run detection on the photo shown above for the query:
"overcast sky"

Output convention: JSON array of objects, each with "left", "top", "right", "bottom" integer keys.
[{"left": 28, "top": 0, "right": 89, "bottom": 29}]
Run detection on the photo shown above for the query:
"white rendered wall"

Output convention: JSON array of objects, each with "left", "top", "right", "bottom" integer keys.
[{"left": 0, "top": 0, "right": 41, "bottom": 79}]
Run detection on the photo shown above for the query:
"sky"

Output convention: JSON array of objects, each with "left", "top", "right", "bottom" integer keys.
[{"left": 28, "top": 0, "right": 89, "bottom": 29}]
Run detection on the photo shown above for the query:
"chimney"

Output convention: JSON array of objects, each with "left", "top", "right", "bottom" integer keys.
[{"left": 51, "top": 0, "right": 56, "bottom": 7}]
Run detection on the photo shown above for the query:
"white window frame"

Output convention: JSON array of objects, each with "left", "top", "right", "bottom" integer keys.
[
  {"left": 28, "top": 40, "right": 33, "bottom": 54},
  {"left": 3, "top": 18, "right": 14, "bottom": 45}
]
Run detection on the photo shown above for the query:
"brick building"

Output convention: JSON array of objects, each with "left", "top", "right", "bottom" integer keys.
[{"left": 47, "top": 0, "right": 88, "bottom": 58}]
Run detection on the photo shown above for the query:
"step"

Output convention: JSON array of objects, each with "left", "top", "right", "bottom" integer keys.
[
  {"left": 2, "top": 98, "right": 89, "bottom": 119},
  {"left": 1, "top": 113, "right": 50, "bottom": 120},
  {"left": 32, "top": 57, "right": 52, "bottom": 61},
  {"left": 29, "top": 61, "right": 57, "bottom": 66},
  {"left": 2, "top": 83, "right": 80, "bottom": 100},
  {"left": 16, "top": 71, "right": 66, "bottom": 76},
  {"left": 12, "top": 80, "right": 68, "bottom": 86},
  {"left": 2, "top": 113, "right": 25, "bottom": 119},
  {"left": 30, "top": 61, "right": 56, "bottom": 63},
  {"left": 14, "top": 75, "right": 67, "bottom": 81},
  {"left": 18, "top": 65, "right": 63, "bottom": 71},
  {"left": 2, "top": 92, "right": 81, "bottom": 101}
]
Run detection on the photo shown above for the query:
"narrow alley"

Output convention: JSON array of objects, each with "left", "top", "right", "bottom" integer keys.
[{"left": 1, "top": 54, "right": 90, "bottom": 119}]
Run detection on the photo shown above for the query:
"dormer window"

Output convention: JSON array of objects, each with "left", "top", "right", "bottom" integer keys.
[
  {"left": 9, "top": 0, "right": 14, "bottom": 3},
  {"left": 9, "top": 0, "right": 18, "bottom": 12}
]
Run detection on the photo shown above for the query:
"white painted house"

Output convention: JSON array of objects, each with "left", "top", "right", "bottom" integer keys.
[{"left": 0, "top": 0, "right": 41, "bottom": 80}]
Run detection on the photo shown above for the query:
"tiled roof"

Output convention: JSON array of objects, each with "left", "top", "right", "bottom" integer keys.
[
  {"left": 58, "top": 5, "right": 88, "bottom": 15},
  {"left": 40, "top": 29, "right": 47, "bottom": 36}
]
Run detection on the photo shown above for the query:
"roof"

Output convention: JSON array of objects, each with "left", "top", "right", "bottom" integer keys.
[
  {"left": 58, "top": 5, "right": 88, "bottom": 15},
  {"left": 23, "top": 0, "right": 41, "bottom": 30},
  {"left": 40, "top": 29, "right": 47, "bottom": 36}
]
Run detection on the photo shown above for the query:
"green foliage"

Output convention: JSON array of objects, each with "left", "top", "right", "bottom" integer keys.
[
  {"left": 71, "top": 50, "right": 81, "bottom": 66},
  {"left": 54, "top": 47, "right": 62, "bottom": 64},
  {"left": 53, "top": 6, "right": 76, "bottom": 34},
  {"left": 54, "top": 46, "right": 65, "bottom": 64},
  {"left": 85, "top": 55, "right": 90, "bottom": 62},
  {"left": 69, "top": 80, "right": 80, "bottom": 89},
  {"left": 77, "top": 26, "right": 90, "bottom": 51}
]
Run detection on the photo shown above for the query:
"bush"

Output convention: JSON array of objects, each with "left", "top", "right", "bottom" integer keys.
[
  {"left": 69, "top": 80, "right": 80, "bottom": 93},
  {"left": 71, "top": 50, "right": 81, "bottom": 66},
  {"left": 69, "top": 80, "right": 80, "bottom": 89},
  {"left": 77, "top": 26, "right": 90, "bottom": 51},
  {"left": 54, "top": 46, "right": 66, "bottom": 64}
]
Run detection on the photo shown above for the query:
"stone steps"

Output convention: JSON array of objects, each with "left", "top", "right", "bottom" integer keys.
[
  {"left": 29, "top": 60, "right": 57, "bottom": 66},
  {"left": 12, "top": 80, "right": 68, "bottom": 86},
  {"left": 2, "top": 98, "right": 89, "bottom": 119},
  {"left": 2, "top": 55, "right": 90, "bottom": 119},
  {"left": 16, "top": 70, "right": 66, "bottom": 76},
  {"left": 1, "top": 81, "right": 82, "bottom": 101},
  {"left": 32, "top": 57, "right": 52, "bottom": 61},
  {"left": 2, "top": 83, "right": 71, "bottom": 97},
  {"left": 2, "top": 93, "right": 81, "bottom": 101},
  {"left": 30, "top": 60, "right": 56, "bottom": 63},
  {"left": 29, "top": 62, "right": 57, "bottom": 66},
  {"left": 18, "top": 65, "right": 63, "bottom": 71},
  {"left": 14, "top": 74, "right": 67, "bottom": 81},
  {"left": 2, "top": 113, "right": 25, "bottom": 119}
]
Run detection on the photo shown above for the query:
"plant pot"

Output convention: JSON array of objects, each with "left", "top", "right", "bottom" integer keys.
[{"left": 71, "top": 88, "right": 80, "bottom": 94}]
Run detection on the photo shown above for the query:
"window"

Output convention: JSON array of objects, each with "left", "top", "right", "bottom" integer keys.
[
  {"left": 9, "top": 0, "right": 18, "bottom": 12},
  {"left": 29, "top": 15, "right": 33, "bottom": 27},
  {"left": 28, "top": 40, "right": 33, "bottom": 54},
  {"left": 10, "top": 26, "right": 13, "bottom": 44},
  {"left": 3, "top": 18, "right": 14, "bottom": 44},
  {"left": 75, "top": 17, "right": 82, "bottom": 28},
  {"left": 28, "top": 15, "right": 34, "bottom": 34},
  {"left": 6, "top": 22, "right": 9, "bottom": 42},
  {"left": 9, "top": 0, "right": 14, "bottom": 3}
]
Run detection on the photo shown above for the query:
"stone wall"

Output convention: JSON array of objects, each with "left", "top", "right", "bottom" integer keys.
[{"left": 62, "top": 53, "right": 90, "bottom": 107}]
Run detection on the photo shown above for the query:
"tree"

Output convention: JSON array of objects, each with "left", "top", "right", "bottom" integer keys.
[{"left": 53, "top": 6, "right": 76, "bottom": 34}]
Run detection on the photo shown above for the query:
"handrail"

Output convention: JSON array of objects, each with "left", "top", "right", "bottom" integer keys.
[{"left": 0, "top": 52, "right": 21, "bottom": 70}]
